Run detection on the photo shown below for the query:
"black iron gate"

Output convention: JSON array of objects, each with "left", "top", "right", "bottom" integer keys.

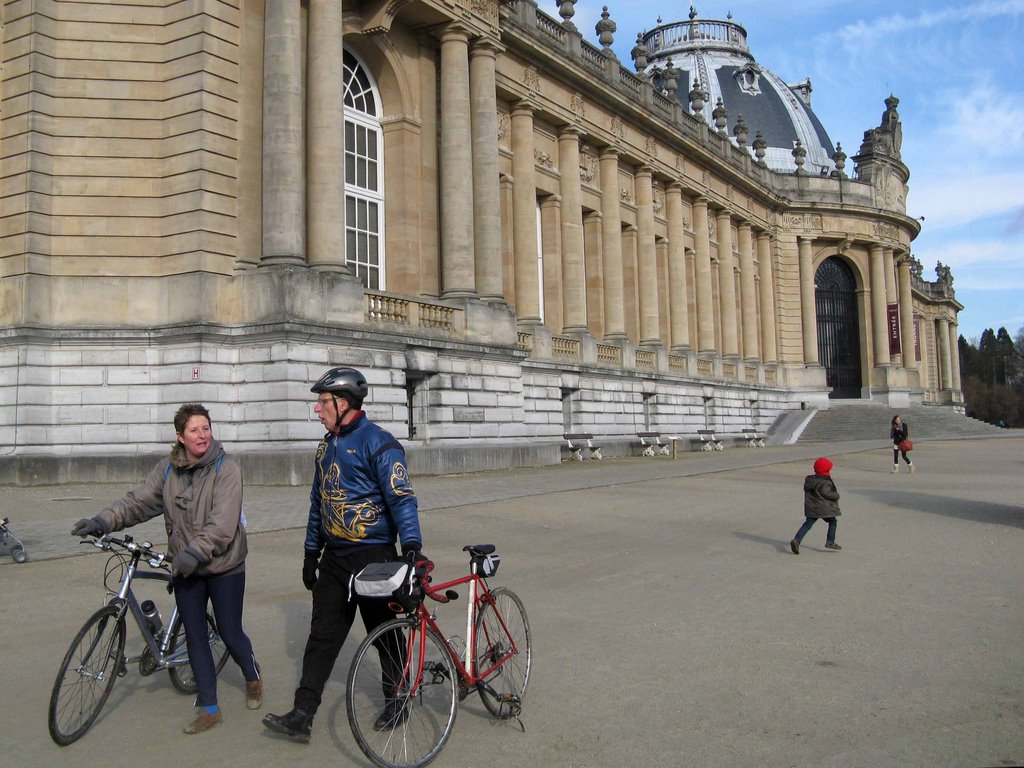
[{"left": 815, "top": 257, "right": 862, "bottom": 399}]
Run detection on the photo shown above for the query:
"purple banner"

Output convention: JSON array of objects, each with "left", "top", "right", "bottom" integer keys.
[{"left": 887, "top": 304, "right": 901, "bottom": 355}]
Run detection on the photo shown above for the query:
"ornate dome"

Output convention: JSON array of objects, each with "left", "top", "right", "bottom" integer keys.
[{"left": 641, "top": 9, "right": 836, "bottom": 174}]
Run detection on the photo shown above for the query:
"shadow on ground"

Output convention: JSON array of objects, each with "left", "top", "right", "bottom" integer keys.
[{"left": 859, "top": 489, "right": 1024, "bottom": 528}]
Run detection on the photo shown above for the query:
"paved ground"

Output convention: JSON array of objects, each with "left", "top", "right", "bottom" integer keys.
[{"left": 2, "top": 436, "right": 1022, "bottom": 767}]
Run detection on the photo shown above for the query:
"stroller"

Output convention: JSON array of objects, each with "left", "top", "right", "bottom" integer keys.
[{"left": 0, "top": 517, "right": 27, "bottom": 563}]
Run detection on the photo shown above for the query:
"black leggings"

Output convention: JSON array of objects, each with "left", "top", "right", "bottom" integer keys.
[
  {"left": 893, "top": 446, "right": 911, "bottom": 464},
  {"left": 174, "top": 569, "right": 259, "bottom": 707}
]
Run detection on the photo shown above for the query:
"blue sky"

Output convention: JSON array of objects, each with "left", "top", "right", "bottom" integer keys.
[{"left": 562, "top": 0, "right": 1024, "bottom": 342}]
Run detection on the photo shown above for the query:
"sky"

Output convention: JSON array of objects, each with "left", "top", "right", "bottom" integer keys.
[{"left": 561, "top": 0, "right": 1024, "bottom": 342}]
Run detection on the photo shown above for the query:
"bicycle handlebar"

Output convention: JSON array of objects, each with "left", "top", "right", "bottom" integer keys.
[{"left": 88, "top": 534, "right": 170, "bottom": 571}]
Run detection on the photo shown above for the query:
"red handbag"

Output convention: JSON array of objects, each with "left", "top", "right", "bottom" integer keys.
[{"left": 898, "top": 439, "right": 913, "bottom": 452}]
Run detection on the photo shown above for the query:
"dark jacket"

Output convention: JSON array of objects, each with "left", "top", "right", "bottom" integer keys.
[
  {"left": 303, "top": 411, "right": 422, "bottom": 556},
  {"left": 891, "top": 422, "right": 909, "bottom": 445},
  {"left": 803, "top": 473, "right": 841, "bottom": 518},
  {"left": 98, "top": 439, "right": 247, "bottom": 575}
]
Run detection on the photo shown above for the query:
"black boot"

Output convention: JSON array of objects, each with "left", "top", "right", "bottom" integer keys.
[
  {"left": 262, "top": 708, "right": 313, "bottom": 742},
  {"left": 373, "top": 699, "right": 410, "bottom": 731}
]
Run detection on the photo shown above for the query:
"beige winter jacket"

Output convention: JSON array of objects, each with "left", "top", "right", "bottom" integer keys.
[{"left": 98, "top": 439, "right": 247, "bottom": 575}]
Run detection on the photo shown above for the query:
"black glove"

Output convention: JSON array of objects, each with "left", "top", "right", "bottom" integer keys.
[
  {"left": 171, "top": 549, "right": 201, "bottom": 578},
  {"left": 71, "top": 517, "right": 105, "bottom": 538},
  {"left": 403, "top": 546, "right": 431, "bottom": 571},
  {"left": 302, "top": 552, "right": 320, "bottom": 591}
]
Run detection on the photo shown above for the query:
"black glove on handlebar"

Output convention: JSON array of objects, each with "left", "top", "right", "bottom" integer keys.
[
  {"left": 302, "top": 552, "right": 320, "bottom": 591},
  {"left": 71, "top": 517, "right": 105, "bottom": 538}
]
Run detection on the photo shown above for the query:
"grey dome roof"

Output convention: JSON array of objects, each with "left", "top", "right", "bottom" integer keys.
[{"left": 643, "top": 12, "right": 836, "bottom": 174}]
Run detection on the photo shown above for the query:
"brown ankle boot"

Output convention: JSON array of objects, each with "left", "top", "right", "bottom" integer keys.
[{"left": 247, "top": 662, "right": 263, "bottom": 710}]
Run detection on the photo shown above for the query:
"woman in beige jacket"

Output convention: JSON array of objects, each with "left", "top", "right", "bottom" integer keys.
[{"left": 72, "top": 403, "right": 262, "bottom": 735}]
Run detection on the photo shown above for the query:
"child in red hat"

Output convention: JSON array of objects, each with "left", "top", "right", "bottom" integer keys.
[{"left": 790, "top": 457, "right": 841, "bottom": 554}]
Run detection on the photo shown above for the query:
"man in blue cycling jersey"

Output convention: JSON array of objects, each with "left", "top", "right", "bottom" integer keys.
[{"left": 263, "top": 367, "right": 425, "bottom": 742}]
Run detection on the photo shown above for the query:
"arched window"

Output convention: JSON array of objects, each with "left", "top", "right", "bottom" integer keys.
[{"left": 344, "top": 50, "right": 385, "bottom": 289}]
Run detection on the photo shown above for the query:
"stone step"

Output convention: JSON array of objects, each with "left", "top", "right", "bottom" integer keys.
[{"left": 797, "top": 404, "right": 1001, "bottom": 443}]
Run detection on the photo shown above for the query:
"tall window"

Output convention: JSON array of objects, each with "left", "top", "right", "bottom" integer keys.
[{"left": 344, "top": 50, "right": 385, "bottom": 289}]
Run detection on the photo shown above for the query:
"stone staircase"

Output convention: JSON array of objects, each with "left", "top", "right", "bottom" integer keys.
[{"left": 796, "top": 402, "right": 1003, "bottom": 443}]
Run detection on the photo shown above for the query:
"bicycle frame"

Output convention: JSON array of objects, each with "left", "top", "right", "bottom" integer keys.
[
  {"left": 100, "top": 539, "right": 187, "bottom": 669},
  {"left": 404, "top": 571, "right": 519, "bottom": 697}
]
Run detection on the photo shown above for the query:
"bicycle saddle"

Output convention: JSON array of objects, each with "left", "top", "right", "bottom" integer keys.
[{"left": 463, "top": 544, "right": 495, "bottom": 556}]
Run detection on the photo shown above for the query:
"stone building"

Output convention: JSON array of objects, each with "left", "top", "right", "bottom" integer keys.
[{"left": 0, "top": 0, "right": 964, "bottom": 482}]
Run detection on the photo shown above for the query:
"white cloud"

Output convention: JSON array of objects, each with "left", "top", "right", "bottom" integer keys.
[
  {"left": 907, "top": 172, "right": 1024, "bottom": 229},
  {"left": 916, "top": 236, "right": 1021, "bottom": 272}
]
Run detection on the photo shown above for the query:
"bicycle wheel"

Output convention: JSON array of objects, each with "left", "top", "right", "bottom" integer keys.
[
  {"left": 347, "top": 617, "right": 458, "bottom": 768},
  {"left": 474, "top": 587, "right": 531, "bottom": 719},
  {"left": 168, "top": 611, "right": 230, "bottom": 694},
  {"left": 48, "top": 604, "right": 127, "bottom": 745}
]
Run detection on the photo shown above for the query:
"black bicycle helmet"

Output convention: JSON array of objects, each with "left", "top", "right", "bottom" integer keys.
[{"left": 310, "top": 367, "right": 369, "bottom": 402}]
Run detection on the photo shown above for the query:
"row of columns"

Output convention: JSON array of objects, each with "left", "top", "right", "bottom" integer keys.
[{"left": 270, "top": 15, "right": 947, "bottom": 380}]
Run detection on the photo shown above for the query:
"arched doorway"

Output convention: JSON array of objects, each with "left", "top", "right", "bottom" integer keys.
[{"left": 815, "top": 257, "right": 862, "bottom": 399}]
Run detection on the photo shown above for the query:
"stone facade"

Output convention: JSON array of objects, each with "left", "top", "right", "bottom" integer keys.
[{"left": 0, "top": 0, "right": 964, "bottom": 482}]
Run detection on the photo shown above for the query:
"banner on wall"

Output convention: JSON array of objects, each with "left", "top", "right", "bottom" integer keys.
[
  {"left": 887, "top": 303, "right": 901, "bottom": 355},
  {"left": 913, "top": 316, "right": 921, "bottom": 362}
]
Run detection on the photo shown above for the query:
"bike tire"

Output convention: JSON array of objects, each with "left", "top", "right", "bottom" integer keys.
[
  {"left": 167, "top": 611, "right": 230, "bottom": 694},
  {"left": 474, "top": 587, "right": 531, "bottom": 719},
  {"left": 48, "top": 604, "right": 127, "bottom": 746},
  {"left": 347, "top": 617, "right": 458, "bottom": 768}
]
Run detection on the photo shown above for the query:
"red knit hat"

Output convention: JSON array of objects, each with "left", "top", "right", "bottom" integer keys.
[{"left": 813, "top": 457, "right": 833, "bottom": 475}]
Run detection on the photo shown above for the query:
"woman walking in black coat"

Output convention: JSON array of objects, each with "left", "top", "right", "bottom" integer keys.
[{"left": 890, "top": 415, "right": 914, "bottom": 474}]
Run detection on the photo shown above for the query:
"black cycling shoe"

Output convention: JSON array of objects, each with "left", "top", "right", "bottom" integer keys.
[
  {"left": 262, "top": 708, "right": 313, "bottom": 742},
  {"left": 373, "top": 699, "right": 410, "bottom": 731}
]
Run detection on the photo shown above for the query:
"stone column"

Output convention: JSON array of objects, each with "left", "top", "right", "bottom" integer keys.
[
  {"left": 584, "top": 211, "right": 605, "bottom": 338},
  {"left": 692, "top": 197, "right": 715, "bottom": 353},
  {"left": 883, "top": 247, "right": 898, "bottom": 363},
  {"left": 798, "top": 236, "right": 818, "bottom": 364},
  {"left": 598, "top": 148, "right": 626, "bottom": 339},
  {"left": 949, "top": 320, "right": 962, "bottom": 392},
  {"left": 756, "top": 231, "right": 777, "bottom": 363},
  {"left": 262, "top": 0, "right": 304, "bottom": 264},
  {"left": 938, "top": 318, "right": 952, "bottom": 390},
  {"left": 470, "top": 40, "right": 504, "bottom": 301},
  {"left": 869, "top": 244, "right": 890, "bottom": 367},
  {"left": 511, "top": 102, "right": 541, "bottom": 323},
  {"left": 440, "top": 26, "right": 475, "bottom": 297},
  {"left": 635, "top": 166, "right": 660, "bottom": 346},
  {"left": 306, "top": 0, "right": 345, "bottom": 270},
  {"left": 897, "top": 255, "right": 916, "bottom": 371},
  {"left": 666, "top": 183, "right": 690, "bottom": 351},
  {"left": 558, "top": 126, "right": 587, "bottom": 332},
  {"left": 737, "top": 222, "right": 759, "bottom": 361},
  {"left": 716, "top": 210, "right": 739, "bottom": 357}
]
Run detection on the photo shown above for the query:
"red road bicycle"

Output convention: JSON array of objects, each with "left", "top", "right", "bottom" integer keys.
[{"left": 346, "top": 544, "right": 531, "bottom": 768}]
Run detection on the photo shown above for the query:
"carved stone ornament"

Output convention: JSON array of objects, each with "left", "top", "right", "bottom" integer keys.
[
  {"left": 580, "top": 151, "right": 597, "bottom": 184},
  {"left": 782, "top": 212, "right": 823, "bottom": 230},
  {"left": 873, "top": 221, "right": 898, "bottom": 240},
  {"left": 676, "top": 154, "right": 685, "bottom": 173},
  {"left": 701, "top": 169, "right": 711, "bottom": 189},
  {"left": 523, "top": 67, "right": 540, "bottom": 96},
  {"left": 620, "top": 186, "right": 633, "bottom": 204},
  {"left": 653, "top": 185, "right": 664, "bottom": 214},
  {"left": 497, "top": 113, "right": 509, "bottom": 141},
  {"left": 645, "top": 136, "right": 657, "bottom": 158},
  {"left": 533, "top": 148, "right": 554, "bottom": 169},
  {"left": 571, "top": 92, "right": 585, "bottom": 121},
  {"left": 708, "top": 216, "right": 716, "bottom": 240},
  {"left": 610, "top": 115, "right": 625, "bottom": 140}
]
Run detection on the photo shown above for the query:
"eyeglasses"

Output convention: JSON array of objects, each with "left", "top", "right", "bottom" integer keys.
[{"left": 315, "top": 396, "right": 335, "bottom": 407}]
